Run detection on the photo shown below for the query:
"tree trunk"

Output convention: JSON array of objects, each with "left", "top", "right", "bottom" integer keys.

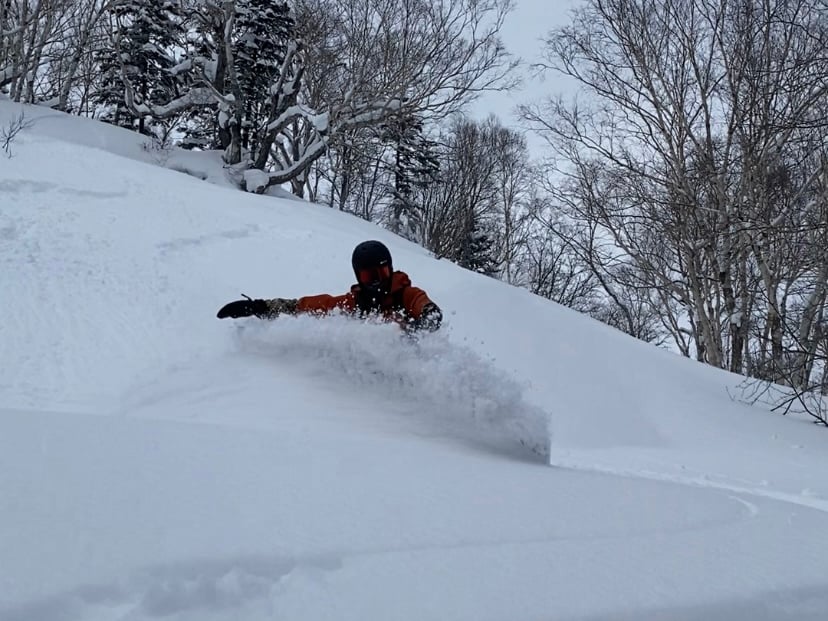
[
  {"left": 224, "top": 122, "right": 242, "bottom": 165},
  {"left": 57, "top": 2, "right": 104, "bottom": 111},
  {"left": 792, "top": 266, "right": 828, "bottom": 388}
]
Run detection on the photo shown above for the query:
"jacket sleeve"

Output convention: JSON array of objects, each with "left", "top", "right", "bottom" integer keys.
[
  {"left": 401, "top": 285, "right": 434, "bottom": 319},
  {"left": 296, "top": 292, "right": 356, "bottom": 315}
]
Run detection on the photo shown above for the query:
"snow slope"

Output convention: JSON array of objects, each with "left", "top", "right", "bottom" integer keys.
[{"left": 2, "top": 99, "right": 828, "bottom": 621}]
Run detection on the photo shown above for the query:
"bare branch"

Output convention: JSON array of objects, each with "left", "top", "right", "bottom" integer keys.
[{"left": 1, "top": 112, "right": 34, "bottom": 158}]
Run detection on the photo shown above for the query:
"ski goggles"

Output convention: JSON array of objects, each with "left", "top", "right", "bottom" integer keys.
[{"left": 358, "top": 264, "right": 392, "bottom": 285}]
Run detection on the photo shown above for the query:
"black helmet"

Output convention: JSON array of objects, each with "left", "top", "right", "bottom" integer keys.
[{"left": 352, "top": 240, "right": 393, "bottom": 297}]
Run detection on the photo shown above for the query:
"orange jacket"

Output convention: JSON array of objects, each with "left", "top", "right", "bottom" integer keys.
[{"left": 296, "top": 271, "right": 434, "bottom": 324}]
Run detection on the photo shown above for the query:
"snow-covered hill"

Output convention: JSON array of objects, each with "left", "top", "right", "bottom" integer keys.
[{"left": 2, "top": 99, "right": 828, "bottom": 621}]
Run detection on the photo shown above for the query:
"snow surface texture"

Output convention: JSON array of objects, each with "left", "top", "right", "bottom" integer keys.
[{"left": 2, "top": 98, "right": 828, "bottom": 621}]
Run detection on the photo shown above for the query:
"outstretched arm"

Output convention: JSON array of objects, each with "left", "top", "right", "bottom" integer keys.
[
  {"left": 296, "top": 292, "right": 355, "bottom": 315},
  {"left": 217, "top": 293, "right": 355, "bottom": 319}
]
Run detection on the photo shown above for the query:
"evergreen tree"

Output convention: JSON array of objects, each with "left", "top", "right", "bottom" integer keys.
[
  {"left": 179, "top": 0, "right": 295, "bottom": 160},
  {"left": 384, "top": 113, "right": 440, "bottom": 239},
  {"left": 176, "top": 9, "right": 224, "bottom": 150},
  {"left": 234, "top": 0, "right": 294, "bottom": 150},
  {"left": 96, "top": 0, "right": 183, "bottom": 133},
  {"left": 95, "top": 46, "right": 131, "bottom": 128},
  {"left": 460, "top": 217, "right": 498, "bottom": 276}
]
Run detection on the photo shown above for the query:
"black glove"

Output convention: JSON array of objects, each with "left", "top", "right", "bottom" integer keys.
[
  {"left": 217, "top": 296, "right": 268, "bottom": 319},
  {"left": 414, "top": 302, "right": 442, "bottom": 332}
]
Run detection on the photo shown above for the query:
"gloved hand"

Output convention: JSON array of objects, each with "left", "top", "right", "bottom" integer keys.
[
  {"left": 216, "top": 296, "right": 298, "bottom": 319},
  {"left": 217, "top": 295, "right": 269, "bottom": 319},
  {"left": 414, "top": 302, "right": 442, "bottom": 332}
]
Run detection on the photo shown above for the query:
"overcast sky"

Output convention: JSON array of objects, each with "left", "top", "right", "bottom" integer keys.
[{"left": 470, "top": 0, "right": 581, "bottom": 154}]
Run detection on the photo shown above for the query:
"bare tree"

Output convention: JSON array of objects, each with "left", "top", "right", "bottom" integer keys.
[
  {"left": 51, "top": 0, "right": 123, "bottom": 111},
  {"left": 516, "top": 209, "right": 600, "bottom": 311},
  {"left": 417, "top": 117, "right": 501, "bottom": 264},
  {"left": 490, "top": 126, "right": 532, "bottom": 283},
  {"left": 523, "top": 0, "right": 828, "bottom": 387},
  {"left": 2, "top": 0, "right": 74, "bottom": 99}
]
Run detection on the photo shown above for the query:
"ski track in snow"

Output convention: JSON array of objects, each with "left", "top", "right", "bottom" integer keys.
[{"left": 549, "top": 456, "right": 828, "bottom": 515}]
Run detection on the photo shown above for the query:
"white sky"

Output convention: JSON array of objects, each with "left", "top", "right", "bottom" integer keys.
[{"left": 470, "top": 0, "right": 582, "bottom": 153}]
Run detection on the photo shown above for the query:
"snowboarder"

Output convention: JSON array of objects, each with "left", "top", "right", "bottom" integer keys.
[{"left": 217, "top": 240, "right": 443, "bottom": 332}]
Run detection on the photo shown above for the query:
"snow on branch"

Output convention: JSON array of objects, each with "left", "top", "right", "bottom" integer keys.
[
  {"left": 265, "top": 104, "right": 307, "bottom": 134},
  {"left": 244, "top": 136, "right": 328, "bottom": 192},
  {"left": 168, "top": 58, "right": 193, "bottom": 77},
  {"left": 265, "top": 97, "right": 401, "bottom": 139},
  {"left": 249, "top": 97, "right": 404, "bottom": 193},
  {"left": 123, "top": 81, "right": 217, "bottom": 119},
  {"left": 115, "top": 19, "right": 232, "bottom": 121}
]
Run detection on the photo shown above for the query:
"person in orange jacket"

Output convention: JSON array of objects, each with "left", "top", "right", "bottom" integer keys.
[{"left": 217, "top": 240, "right": 442, "bottom": 332}]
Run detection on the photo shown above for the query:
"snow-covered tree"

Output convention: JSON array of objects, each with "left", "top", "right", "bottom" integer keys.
[
  {"left": 117, "top": 0, "right": 299, "bottom": 170},
  {"left": 97, "top": 0, "right": 183, "bottom": 132},
  {"left": 234, "top": 0, "right": 293, "bottom": 149},
  {"left": 184, "top": 0, "right": 295, "bottom": 160}
]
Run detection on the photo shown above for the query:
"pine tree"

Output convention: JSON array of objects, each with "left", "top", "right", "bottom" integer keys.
[
  {"left": 460, "top": 216, "right": 499, "bottom": 276},
  {"left": 179, "top": 0, "right": 295, "bottom": 160},
  {"left": 234, "top": 0, "right": 293, "bottom": 134},
  {"left": 385, "top": 113, "right": 440, "bottom": 239},
  {"left": 176, "top": 10, "right": 224, "bottom": 150},
  {"left": 95, "top": 0, "right": 183, "bottom": 133},
  {"left": 95, "top": 46, "right": 131, "bottom": 128}
]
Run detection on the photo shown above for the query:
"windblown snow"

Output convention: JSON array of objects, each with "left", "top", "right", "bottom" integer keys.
[{"left": 2, "top": 99, "right": 828, "bottom": 621}]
